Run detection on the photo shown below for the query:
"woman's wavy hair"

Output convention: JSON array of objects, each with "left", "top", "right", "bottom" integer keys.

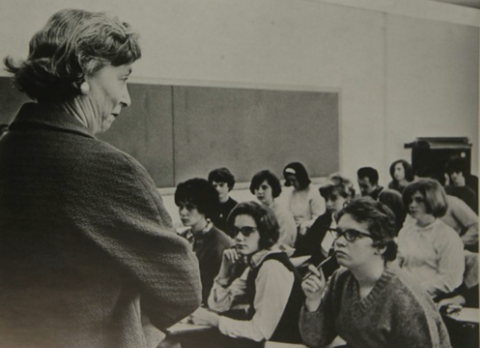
[
  {"left": 389, "top": 159, "right": 414, "bottom": 182},
  {"left": 227, "top": 201, "right": 279, "bottom": 250},
  {"left": 174, "top": 178, "right": 219, "bottom": 220},
  {"left": 283, "top": 162, "right": 311, "bottom": 190},
  {"left": 402, "top": 179, "right": 448, "bottom": 218},
  {"left": 335, "top": 197, "right": 398, "bottom": 262},
  {"left": 4, "top": 9, "right": 141, "bottom": 103},
  {"left": 319, "top": 173, "right": 356, "bottom": 201},
  {"left": 249, "top": 170, "right": 282, "bottom": 199}
]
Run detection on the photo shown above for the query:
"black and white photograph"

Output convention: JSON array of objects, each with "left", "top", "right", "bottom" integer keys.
[{"left": 0, "top": 0, "right": 478, "bottom": 347}]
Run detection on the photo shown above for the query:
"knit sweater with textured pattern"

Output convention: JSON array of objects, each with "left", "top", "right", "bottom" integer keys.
[{"left": 299, "top": 267, "right": 451, "bottom": 348}]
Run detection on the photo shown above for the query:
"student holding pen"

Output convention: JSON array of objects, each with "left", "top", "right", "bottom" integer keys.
[{"left": 299, "top": 197, "right": 451, "bottom": 348}]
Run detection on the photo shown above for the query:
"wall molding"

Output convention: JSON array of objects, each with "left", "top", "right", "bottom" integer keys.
[{"left": 311, "top": 0, "right": 479, "bottom": 27}]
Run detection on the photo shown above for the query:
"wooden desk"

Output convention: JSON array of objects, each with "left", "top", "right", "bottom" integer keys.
[
  {"left": 166, "top": 322, "right": 212, "bottom": 335},
  {"left": 266, "top": 336, "right": 346, "bottom": 348},
  {"left": 446, "top": 307, "right": 479, "bottom": 324}
]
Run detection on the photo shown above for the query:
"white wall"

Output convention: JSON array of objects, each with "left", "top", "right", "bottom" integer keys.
[{"left": 0, "top": 0, "right": 478, "bottom": 189}]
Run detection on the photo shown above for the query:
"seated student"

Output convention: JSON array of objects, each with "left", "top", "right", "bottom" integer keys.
[
  {"left": 208, "top": 167, "right": 239, "bottom": 236},
  {"left": 183, "top": 202, "right": 304, "bottom": 348},
  {"left": 293, "top": 174, "right": 355, "bottom": 264},
  {"left": 444, "top": 156, "right": 477, "bottom": 213},
  {"left": 283, "top": 162, "right": 325, "bottom": 235},
  {"left": 357, "top": 166, "right": 406, "bottom": 233},
  {"left": 411, "top": 168, "right": 478, "bottom": 251},
  {"left": 299, "top": 197, "right": 451, "bottom": 348},
  {"left": 397, "top": 179, "right": 464, "bottom": 300},
  {"left": 388, "top": 159, "right": 414, "bottom": 194},
  {"left": 175, "top": 178, "right": 234, "bottom": 304},
  {"left": 250, "top": 170, "right": 297, "bottom": 249}
]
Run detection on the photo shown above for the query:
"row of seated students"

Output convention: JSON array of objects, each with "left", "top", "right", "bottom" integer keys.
[{"left": 163, "top": 161, "right": 478, "bottom": 348}]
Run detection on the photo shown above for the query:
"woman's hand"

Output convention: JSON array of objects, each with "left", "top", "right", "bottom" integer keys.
[
  {"left": 217, "top": 247, "right": 242, "bottom": 280},
  {"left": 302, "top": 264, "right": 326, "bottom": 312},
  {"left": 437, "top": 295, "right": 466, "bottom": 314},
  {"left": 189, "top": 307, "right": 220, "bottom": 327},
  {"left": 298, "top": 221, "right": 311, "bottom": 236}
]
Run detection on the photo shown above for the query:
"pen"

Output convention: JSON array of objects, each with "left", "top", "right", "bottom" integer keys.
[{"left": 302, "top": 254, "right": 334, "bottom": 280}]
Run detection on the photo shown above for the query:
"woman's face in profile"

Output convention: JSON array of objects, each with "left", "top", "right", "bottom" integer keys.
[
  {"left": 85, "top": 63, "right": 133, "bottom": 134},
  {"left": 393, "top": 163, "right": 405, "bottom": 181}
]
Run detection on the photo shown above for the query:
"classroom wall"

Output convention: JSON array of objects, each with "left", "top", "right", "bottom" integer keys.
[{"left": 0, "top": 0, "right": 478, "bottom": 189}]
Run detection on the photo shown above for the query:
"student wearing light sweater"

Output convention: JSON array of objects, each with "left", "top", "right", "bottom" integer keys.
[
  {"left": 283, "top": 162, "right": 325, "bottom": 235},
  {"left": 397, "top": 179, "right": 464, "bottom": 300},
  {"left": 299, "top": 197, "right": 451, "bottom": 348}
]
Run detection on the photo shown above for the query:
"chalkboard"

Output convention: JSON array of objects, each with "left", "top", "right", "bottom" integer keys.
[
  {"left": 0, "top": 77, "right": 339, "bottom": 187},
  {"left": 172, "top": 86, "right": 339, "bottom": 184}
]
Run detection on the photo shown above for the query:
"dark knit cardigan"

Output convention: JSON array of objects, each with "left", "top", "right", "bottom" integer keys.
[
  {"left": 0, "top": 103, "right": 201, "bottom": 348},
  {"left": 299, "top": 267, "right": 452, "bottom": 348}
]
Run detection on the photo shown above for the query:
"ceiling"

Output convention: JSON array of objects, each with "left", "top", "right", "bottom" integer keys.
[{"left": 432, "top": 0, "right": 479, "bottom": 9}]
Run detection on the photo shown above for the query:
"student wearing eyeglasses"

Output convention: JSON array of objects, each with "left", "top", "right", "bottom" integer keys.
[
  {"left": 183, "top": 201, "right": 304, "bottom": 348},
  {"left": 299, "top": 197, "right": 451, "bottom": 348},
  {"left": 293, "top": 174, "right": 355, "bottom": 265}
]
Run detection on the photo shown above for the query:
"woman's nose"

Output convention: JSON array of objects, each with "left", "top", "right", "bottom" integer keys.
[
  {"left": 334, "top": 235, "right": 347, "bottom": 248},
  {"left": 235, "top": 234, "right": 245, "bottom": 242},
  {"left": 121, "top": 86, "right": 131, "bottom": 107}
]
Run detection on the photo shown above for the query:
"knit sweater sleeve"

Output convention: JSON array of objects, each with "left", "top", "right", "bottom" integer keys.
[
  {"left": 299, "top": 269, "right": 342, "bottom": 347},
  {"left": 73, "top": 146, "right": 202, "bottom": 330},
  {"left": 386, "top": 279, "right": 452, "bottom": 348}
]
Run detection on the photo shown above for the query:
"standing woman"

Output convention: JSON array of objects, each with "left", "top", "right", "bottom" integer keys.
[
  {"left": 283, "top": 162, "right": 325, "bottom": 235},
  {"left": 299, "top": 197, "right": 451, "bottom": 348},
  {"left": 388, "top": 159, "right": 414, "bottom": 194},
  {"left": 397, "top": 179, "right": 464, "bottom": 300},
  {"left": 0, "top": 9, "right": 201, "bottom": 348}
]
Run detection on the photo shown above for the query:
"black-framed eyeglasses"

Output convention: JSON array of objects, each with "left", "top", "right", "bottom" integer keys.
[
  {"left": 329, "top": 228, "right": 372, "bottom": 242},
  {"left": 231, "top": 226, "right": 258, "bottom": 237}
]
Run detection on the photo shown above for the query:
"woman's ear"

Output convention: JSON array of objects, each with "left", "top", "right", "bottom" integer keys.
[{"left": 80, "top": 81, "right": 90, "bottom": 94}]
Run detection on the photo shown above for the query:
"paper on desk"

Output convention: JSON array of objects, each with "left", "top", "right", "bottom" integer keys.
[{"left": 448, "top": 308, "right": 479, "bottom": 324}]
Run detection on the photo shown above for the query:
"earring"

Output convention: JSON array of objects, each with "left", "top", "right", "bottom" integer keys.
[{"left": 80, "top": 81, "right": 90, "bottom": 94}]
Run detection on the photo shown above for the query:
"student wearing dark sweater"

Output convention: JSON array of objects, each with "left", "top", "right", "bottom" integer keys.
[
  {"left": 299, "top": 197, "right": 451, "bottom": 348},
  {"left": 208, "top": 167, "right": 239, "bottom": 236},
  {"left": 175, "top": 178, "right": 234, "bottom": 304}
]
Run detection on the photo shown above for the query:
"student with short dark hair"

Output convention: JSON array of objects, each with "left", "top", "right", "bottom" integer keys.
[
  {"left": 444, "top": 157, "right": 477, "bottom": 213},
  {"left": 175, "top": 178, "right": 234, "bottom": 304},
  {"left": 357, "top": 166, "right": 406, "bottom": 234},
  {"left": 250, "top": 170, "right": 297, "bottom": 249},
  {"left": 183, "top": 202, "right": 304, "bottom": 348},
  {"left": 208, "top": 167, "right": 239, "bottom": 235},
  {"left": 398, "top": 179, "right": 464, "bottom": 299},
  {"left": 299, "top": 197, "right": 451, "bottom": 348}
]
